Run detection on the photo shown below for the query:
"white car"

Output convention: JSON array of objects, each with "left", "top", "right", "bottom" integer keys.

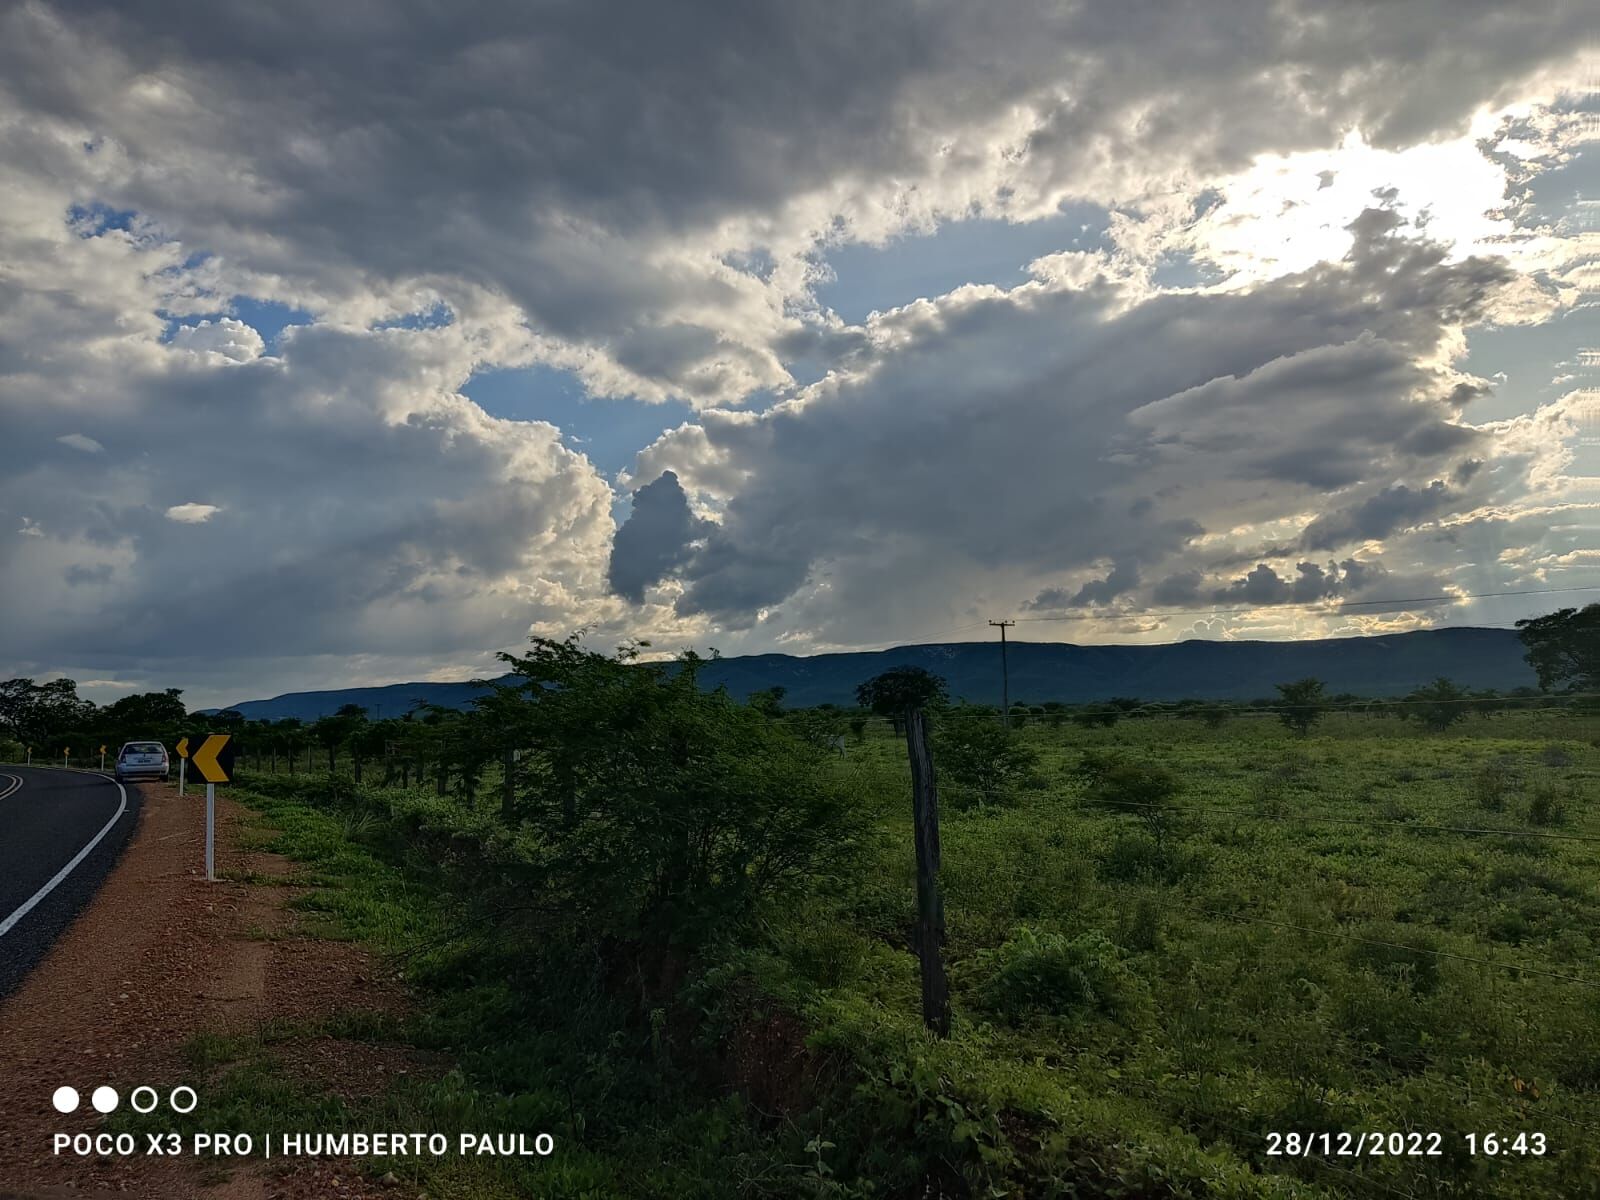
[{"left": 114, "top": 741, "right": 170, "bottom": 782}]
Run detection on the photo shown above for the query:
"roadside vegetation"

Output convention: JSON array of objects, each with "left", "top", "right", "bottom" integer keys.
[{"left": 15, "top": 604, "right": 1600, "bottom": 1196}]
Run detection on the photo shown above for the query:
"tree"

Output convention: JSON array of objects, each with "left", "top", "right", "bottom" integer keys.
[
  {"left": 855, "top": 667, "right": 947, "bottom": 735},
  {"left": 310, "top": 704, "right": 368, "bottom": 774},
  {"left": 1405, "top": 677, "right": 1469, "bottom": 733},
  {"left": 1516, "top": 604, "right": 1600, "bottom": 693},
  {"left": 933, "top": 713, "right": 1037, "bottom": 807},
  {"left": 0, "top": 678, "right": 94, "bottom": 746},
  {"left": 490, "top": 635, "right": 863, "bottom": 951},
  {"left": 1275, "top": 678, "right": 1327, "bottom": 736},
  {"left": 747, "top": 686, "right": 787, "bottom": 718},
  {"left": 103, "top": 688, "right": 188, "bottom": 729},
  {"left": 1071, "top": 704, "right": 1119, "bottom": 728}
]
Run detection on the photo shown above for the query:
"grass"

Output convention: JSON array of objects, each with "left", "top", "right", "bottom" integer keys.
[{"left": 183, "top": 708, "right": 1600, "bottom": 1197}]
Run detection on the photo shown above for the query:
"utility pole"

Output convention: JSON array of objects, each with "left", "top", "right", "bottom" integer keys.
[{"left": 989, "top": 619, "right": 1014, "bottom": 729}]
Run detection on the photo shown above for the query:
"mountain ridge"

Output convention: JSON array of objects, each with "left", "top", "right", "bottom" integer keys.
[{"left": 209, "top": 626, "right": 1537, "bottom": 720}]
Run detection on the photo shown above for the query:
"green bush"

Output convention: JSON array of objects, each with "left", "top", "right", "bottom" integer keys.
[
  {"left": 446, "top": 637, "right": 871, "bottom": 959},
  {"left": 932, "top": 713, "right": 1038, "bottom": 808},
  {"left": 1471, "top": 757, "right": 1521, "bottom": 812},
  {"left": 1076, "top": 752, "right": 1180, "bottom": 813},
  {"left": 1345, "top": 925, "right": 1443, "bottom": 995},
  {"left": 976, "top": 927, "right": 1146, "bottom": 1021},
  {"left": 1526, "top": 778, "right": 1571, "bottom": 827}
]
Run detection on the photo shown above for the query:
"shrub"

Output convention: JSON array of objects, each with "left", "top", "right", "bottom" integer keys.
[
  {"left": 1405, "top": 677, "right": 1469, "bottom": 733},
  {"left": 1099, "top": 832, "right": 1203, "bottom": 885},
  {"left": 1275, "top": 678, "right": 1328, "bottom": 736},
  {"left": 933, "top": 714, "right": 1038, "bottom": 808},
  {"left": 1526, "top": 778, "right": 1571, "bottom": 827},
  {"left": 976, "top": 927, "right": 1146, "bottom": 1021},
  {"left": 1070, "top": 705, "right": 1119, "bottom": 728},
  {"left": 1470, "top": 757, "right": 1521, "bottom": 812},
  {"left": 481, "top": 636, "right": 869, "bottom": 955},
  {"left": 1077, "top": 753, "right": 1180, "bottom": 814},
  {"left": 1346, "top": 927, "right": 1443, "bottom": 995}
]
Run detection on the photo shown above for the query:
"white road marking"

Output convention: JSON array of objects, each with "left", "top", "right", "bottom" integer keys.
[
  {"left": 0, "top": 769, "right": 129, "bottom": 941},
  {"left": 0, "top": 773, "right": 23, "bottom": 801}
]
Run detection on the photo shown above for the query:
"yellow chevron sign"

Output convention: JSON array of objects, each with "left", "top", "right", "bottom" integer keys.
[
  {"left": 191, "top": 733, "right": 234, "bottom": 784},
  {"left": 176, "top": 737, "right": 190, "bottom": 759}
]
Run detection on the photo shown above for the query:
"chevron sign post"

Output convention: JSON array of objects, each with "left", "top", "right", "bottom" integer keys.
[{"left": 190, "top": 734, "right": 234, "bottom": 882}]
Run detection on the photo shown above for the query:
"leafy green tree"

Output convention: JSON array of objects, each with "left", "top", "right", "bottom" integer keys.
[
  {"left": 310, "top": 704, "right": 368, "bottom": 773},
  {"left": 1071, "top": 704, "right": 1119, "bottom": 728},
  {"left": 1469, "top": 689, "right": 1504, "bottom": 718},
  {"left": 1275, "top": 677, "right": 1328, "bottom": 736},
  {"left": 0, "top": 677, "right": 95, "bottom": 746},
  {"left": 785, "top": 707, "right": 846, "bottom": 755},
  {"left": 933, "top": 713, "right": 1038, "bottom": 807},
  {"left": 856, "top": 667, "right": 947, "bottom": 734},
  {"left": 747, "top": 686, "right": 787, "bottom": 717},
  {"left": 104, "top": 688, "right": 188, "bottom": 729},
  {"left": 1405, "top": 677, "right": 1469, "bottom": 732},
  {"left": 488, "top": 635, "right": 863, "bottom": 951},
  {"left": 1516, "top": 604, "right": 1600, "bottom": 693}
]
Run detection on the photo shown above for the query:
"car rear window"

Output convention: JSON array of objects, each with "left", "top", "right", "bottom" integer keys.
[{"left": 124, "top": 742, "right": 164, "bottom": 754}]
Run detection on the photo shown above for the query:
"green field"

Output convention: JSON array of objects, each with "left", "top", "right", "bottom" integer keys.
[{"left": 181, "top": 697, "right": 1600, "bottom": 1200}]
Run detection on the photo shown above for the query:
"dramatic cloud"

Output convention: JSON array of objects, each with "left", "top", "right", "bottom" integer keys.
[
  {"left": 631, "top": 209, "right": 1579, "bottom": 647},
  {"left": 607, "top": 471, "right": 712, "bottom": 604},
  {"left": 0, "top": 0, "right": 1590, "bottom": 407},
  {"left": 0, "top": 0, "right": 1594, "bottom": 700}
]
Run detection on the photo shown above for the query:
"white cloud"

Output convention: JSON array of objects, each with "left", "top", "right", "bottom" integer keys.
[
  {"left": 169, "top": 317, "right": 264, "bottom": 363},
  {"left": 56, "top": 433, "right": 104, "bottom": 453},
  {"left": 0, "top": 0, "right": 1594, "bottom": 699},
  {"left": 616, "top": 210, "right": 1591, "bottom": 650}
]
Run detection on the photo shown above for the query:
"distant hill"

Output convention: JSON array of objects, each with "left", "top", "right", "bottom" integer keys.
[{"left": 210, "top": 626, "right": 1537, "bottom": 720}]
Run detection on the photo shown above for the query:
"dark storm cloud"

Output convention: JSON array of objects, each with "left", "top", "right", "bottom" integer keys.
[
  {"left": 1, "top": 0, "right": 1588, "bottom": 404},
  {"left": 607, "top": 471, "right": 712, "bottom": 603},
  {"left": 1212, "top": 559, "right": 1390, "bottom": 606},
  {"left": 1299, "top": 481, "right": 1458, "bottom": 551},
  {"left": 644, "top": 214, "right": 1525, "bottom": 627},
  {"left": 1028, "top": 561, "right": 1141, "bottom": 610},
  {"left": 0, "top": 0, "right": 1590, "bottom": 695}
]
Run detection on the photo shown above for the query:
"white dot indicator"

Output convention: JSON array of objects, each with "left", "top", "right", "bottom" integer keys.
[
  {"left": 91, "top": 1086, "right": 119, "bottom": 1114},
  {"left": 52, "top": 1086, "right": 79, "bottom": 1114},
  {"left": 169, "top": 1086, "right": 197, "bottom": 1114},
  {"left": 130, "top": 1086, "right": 158, "bottom": 1114}
]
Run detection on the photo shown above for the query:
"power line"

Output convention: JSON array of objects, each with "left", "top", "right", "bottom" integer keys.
[
  {"left": 1012, "top": 583, "right": 1600, "bottom": 623},
  {"left": 1061, "top": 795, "right": 1600, "bottom": 845},
  {"left": 1180, "top": 903, "right": 1600, "bottom": 989},
  {"left": 844, "top": 689, "right": 1600, "bottom": 722}
]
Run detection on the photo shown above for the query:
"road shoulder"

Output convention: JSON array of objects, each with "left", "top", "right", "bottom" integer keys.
[{"left": 0, "top": 778, "right": 424, "bottom": 1199}]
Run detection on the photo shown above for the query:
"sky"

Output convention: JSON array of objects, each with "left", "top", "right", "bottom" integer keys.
[{"left": 0, "top": 1, "right": 1597, "bottom": 709}]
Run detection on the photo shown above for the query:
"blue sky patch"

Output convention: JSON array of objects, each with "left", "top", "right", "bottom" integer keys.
[
  {"left": 816, "top": 202, "right": 1112, "bottom": 323},
  {"left": 464, "top": 364, "right": 694, "bottom": 478},
  {"left": 372, "top": 302, "right": 454, "bottom": 332},
  {"left": 230, "top": 298, "right": 314, "bottom": 349},
  {"left": 66, "top": 202, "right": 138, "bottom": 237}
]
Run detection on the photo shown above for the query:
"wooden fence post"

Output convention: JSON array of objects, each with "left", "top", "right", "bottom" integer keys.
[{"left": 905, "top": 706, "right": 950, "bottom": 1037}]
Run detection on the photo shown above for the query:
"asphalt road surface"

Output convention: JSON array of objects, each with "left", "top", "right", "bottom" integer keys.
[{"left": 0, "top": 766, "right": 141, "bottom": 998}]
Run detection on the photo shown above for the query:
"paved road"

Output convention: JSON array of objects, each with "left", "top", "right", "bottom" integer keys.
[{"left": 0, "top": 767, "right": 141, "bottom": 999}]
